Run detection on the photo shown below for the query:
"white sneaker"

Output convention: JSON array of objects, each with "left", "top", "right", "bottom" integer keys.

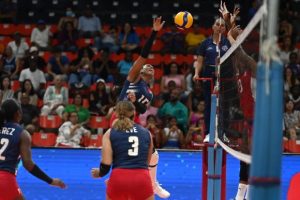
[
  {"left": 154, "top": 182, "right": 170, "bottom": 198},
  {"left": 203, "top": 134, "right": 210, "bottom": 143}
]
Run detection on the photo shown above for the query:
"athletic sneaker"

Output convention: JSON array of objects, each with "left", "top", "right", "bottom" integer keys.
[{"left": 154, "top": 182, "right": 170, "bottom": 198}]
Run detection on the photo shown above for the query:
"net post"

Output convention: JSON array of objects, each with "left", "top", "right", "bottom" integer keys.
[{"left": 202, "top": 144, "right": 208, "bottom": 200}]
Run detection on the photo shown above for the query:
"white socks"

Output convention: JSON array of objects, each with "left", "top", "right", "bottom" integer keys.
[
  {"left": 149, "top": 150, "right": 159, "bottom": 186},
  {"left": 235, "top": 183, "right": 248, "bottom": 200}
]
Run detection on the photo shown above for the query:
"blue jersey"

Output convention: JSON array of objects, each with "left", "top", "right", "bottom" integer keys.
[
  {"left": 118, "top": 79, "right": 153, "bottom": 106},
  {"left": 110, "top": 124, "right": 151, "bottom": 169},
  {"left": 0, "top": 122, "right": 23, "bottom": 174}
]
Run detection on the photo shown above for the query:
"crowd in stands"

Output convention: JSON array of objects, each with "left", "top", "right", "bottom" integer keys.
[{"left": 0, "top": 0, "right": 299, "bottom": 151}]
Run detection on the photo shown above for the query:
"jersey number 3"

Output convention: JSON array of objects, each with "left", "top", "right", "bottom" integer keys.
[
  {"left": 0, "top": 138, "right": 9, "bottom": 161},
  {"left": 128, "top": 136, "right": 139, "bottom": 156}
]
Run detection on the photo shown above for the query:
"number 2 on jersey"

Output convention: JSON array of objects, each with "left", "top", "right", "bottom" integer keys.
[
  {"left": 0, "top": 138, "right": 9, "bottom": 161},
  {"left": 128, "top": 136, "right": 139, "bottom": 156}
]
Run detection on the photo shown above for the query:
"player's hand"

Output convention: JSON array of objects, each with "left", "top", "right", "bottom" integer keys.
[
  {"left": 51, "top": 178, "right": 66, "bottom": 189},
  {"left": 228, "top": 25, "right": 242, "bottom": 40},
  {"left": 230, "top": 7, "right": 240, "bottom": 26},
  {"left": 219, "top": 1, "right": 229, "bottom": 19},
  {"left": 153, "top": 16, "right": 165, "bottom": 32},
  {"left": 91, "top": 168, "right": 100, "bottom": 178},
  {"left": 193, "top": 74, "right": 199, "bottom": 82},
  {"left": 127, "top": 92, "right": 136, "bottom": 103}
]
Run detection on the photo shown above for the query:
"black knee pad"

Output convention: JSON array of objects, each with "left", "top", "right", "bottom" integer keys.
[{"left": 239, "top": 161, "right": 250, "bottom": 182}]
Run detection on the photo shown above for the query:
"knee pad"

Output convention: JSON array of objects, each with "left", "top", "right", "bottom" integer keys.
[
  {"left": 239, "top": 161, "right": 250, "bottom": 182},
  {"left": 149, "top": 149, "right": 159, "bottom": 168}
]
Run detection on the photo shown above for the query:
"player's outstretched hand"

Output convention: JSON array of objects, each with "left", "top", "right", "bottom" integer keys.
[
  {"left": 91, "top": 168, "right": 100, "bottom": 178},
  {"left": 153, "top": 16, "right": 165, "bottom": 32},
  {"left": 51, "top": 178, "right": 66, "bottom": 189},
  {"left": 193, "top": 74, "right": 199, "bottom": 82}
]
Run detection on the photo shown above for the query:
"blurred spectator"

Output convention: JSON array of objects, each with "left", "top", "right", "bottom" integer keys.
[
  {"left": 159, "top": 80, "right": 177, "bottom": 105},
  {"left": 162, "top": 116, "right": 185, "bottom": 149},
  {"left": 286, "top": 52, "right": 300, "bottom": 77},
  {"left": 0, "top": 75, "right": 14, "bottom": 103},
  {"left": 69, "top": 47, "right": 95, "bottom": 88},
  {"left": 248, "top": 0, "right": 258, "bottom": 21},
  {"left": 284, "top": 67, "right": 299, "bottom": 93},
  {"left": 0, "top": 46, "right": 19, "bottom": 79},
  {"left": 89, "top": 78, "right": 112, "bottom": 115},
  {"left": 7, "top": 32, "right": 29, "bottom": 59},
  {"left": 47, "top": 47, "right": 69, "bottom": 81},
  {"left": 158, "top": 88, "right": 188, "bottom": 133},
  {"left": 185, "top": 24, "right": 206, "bottom": 54},
  {"left": 289, "top": 85, "right": 300, "bottom": 111},
  {"left": 145, "top": 115, "right": 163, "bottom": 148},
  {"left": 63, "top": 93, "right": 90, "bottom": 124},
  {"left": 19, "top": 55, "right": 46, "bottom": 94},
  {"left": 23, "top": 46, "right": 47, "bottom": 71},
  {"left": 187, "top": 81, "right": 205, "bottom": 111},
  {"left": 98, "top": 25, "right": 119, "bottom": 53},
  {"left": 139, "top": 104, "right": 159, "bottom": 127},
  {"left": 284, "top": 99, "right": 300, "bottom": 140},
  {"left": 30, "top": 20, "right": 52, "bottom": 51},
  {"left": 161, "top": 25, "right": 186, "bottom": 54},
  {"left": 118, "top": 23, "right": 140, "bottom": 53},
  {"left": 279, "top": 19, "right": 293, "bottom": 40},
  {"left": 106, "top": 65, "right": 125, "bottom": 87},
  {"left": 57, "top": 7, "right": 78, "bottom": 32},
  {"left": 20, "top": 92, "right": 39, "bottom": 135},
  {"left": 279, "top": 36, "right": 299, "bottom": 65},
  {"left": 57, "top": 21, "right": 79, "bottom": 52},
  {"left": 92, "top": 50, "right": 115, "bottom": 81},
  {"left": 41, "top": 75, "right": 68, "bottom": 117},
  {"left": 78, "top": 6, "right": 102, "bottom": 38},
  {"left": 15, "top": 79, "right": 38, "bottom": 106},
  {"left": 0, "top": 0, "right": 16, "bottom": 23},
  {"left": 117, "top": 51, "right": 134, "bottom": 77},
  {"left": 160, "top": 62, "right": 186, "bottom": 96},
  {"left": 56, "top": 112, "right": 91, "bottom": 148}
]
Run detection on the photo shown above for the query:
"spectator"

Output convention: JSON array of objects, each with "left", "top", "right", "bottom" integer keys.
[
  {"left": 289, "top": 85, "right": 300, "bottom": 111},
  {"left": 185, "top": 24, "right": 206, "bottom": 54},
  {"left": 23, "top": 46, "right": 47, "bottom": 71},
  {"left": 284, "top": 99, "right": 300, "bottom": 140},
  {"left": 63, "top": 93, "right": 90, "bottom": 124},
  {"left": 117, "top": 51, "right": 134, "bottom": 77},
  {"left": 187, "top": 81, "right": 205, "bottom": 111},
  {"left": 56, "top": 112, "right": 91, "bottom": 148},
  {"left": 98, "top": 25, "right": 119, "bottom": 53},
  {"left": 0, "top": 46, "right": 19, "bottom": 79},
  {"left": 89, "top": 78, "right": 112, "bottom": 115},
  {"left": 15, "top": 79, "right": 38, "bottom": 106},
  {"left": 92, "top": 49, "right": 115, "bottom": 81},
  {"left": 279, "top": 36, "right": 299, "bottom": 65},
  {"left": 139, "top": 104, "right": 159, "bottom": 127},
  {"left": 118, "top": 23, "right": 140, "bottom": 53},
  {"left": 159, "top": 80, "right": 177, "bottom": 105},
  {"left": 7, "top": 32, "right": 29, "bottom": 59},
  {"left": 19, "top": 55, "right": 46, "bottom": 95},
  {"left": 145, "top": 114, "right": 163, "bottom": 148},
  {"left": 279, "top": 19, "right": 293, "bottom": 40},
  {"left": 158, "top": 88, "right": 189, "bottom": 133},
  {"left": 161, "top": 25, "right": 186, "bottom": 54},
  {"left": 0, "top": 75, "right": 14, "bottom": 103},
  {"left": 0, "top": 0, "right": 17, "bottom": 23},
  {"left": 69, "top": 47, "right": 94, "bottom": 88},
  {"left": 284, "top": 67, "right": 299, "bottom": 93},
  {"left": 57, "top": 7, "right": 78, "bottom": 32},
  {"left": 286, "top": 52, "right": 300, "bottom": 77},
  {"left": 162, "top": 116, "right": 185, "bottom": 149},
  {"left": 57, "top": 21, "right": 79, "bottom": 52},
  {"left": 41, "top": 75, "right": 68, "bottom": 117},
  {"left": 30, "top": 20, "right": 52, "bottom": 51},
  {"left": 20, "top": 92, "right": 40, "bottom": 135},
  {"left": 47, "top": 47, "right": 69, "bottom": 81},
  {"left": 78, "top": 6, "right": 102, "bottom": 38}
]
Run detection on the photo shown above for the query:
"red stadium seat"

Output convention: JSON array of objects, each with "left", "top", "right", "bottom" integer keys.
[
  {"left": 151, "top": 83, "right": 161, "bottom": 96},
  {"left": 284, "top": 140, "right": 300, "bottom": 153},
  {"left": 16, "top": 24, "right": 34, "bottom": 36},
  {"left": 0, "top": 24, "right": 17, "bottom": 35},
  {"left": 39, "top": 115, "right": 62, "bottom": 129},
  {"left": 110, "top": 53, "right": 125, "bottom": 63},
  {"left": 11, "top": 80, "right": 20, "bottom": 92},
  {"left": 154, "top": 67, "right": 163, "bottom": 80},
  {"left": 88, "top": 134, "right": 103, "bottom": 147},
  {"left": 89, "top": 116, "right": 109, "bottom": 129},
  {"left": 32, "top": 132, "right": 57, "bottom": 147}
]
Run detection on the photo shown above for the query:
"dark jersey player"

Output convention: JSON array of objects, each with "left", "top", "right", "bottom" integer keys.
[
  {"left": 0, "top": 99, "right": 66, "bottom": 200},
  {"left": 91, "top": 101, "right": 154, "bottom": 200},
  {"left": 110, "top": 17, "right": 170, "bottom": 198}
]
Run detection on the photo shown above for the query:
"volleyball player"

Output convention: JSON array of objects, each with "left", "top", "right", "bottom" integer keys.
[
  {"left": 91, "top": 101, "right": 154, "bottom": 200},
  {"left": 0, "top": 99, "right": 66, "bottom": 200},
  {"left": 112, "top": 17, "right": 170, "bottom": 198},
  {"left": 227, "top": 25, "right": 257, "bottom": 200}
]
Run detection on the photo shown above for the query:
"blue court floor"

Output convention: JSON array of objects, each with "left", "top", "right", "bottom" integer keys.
[{"left": 17, "top": 149, "right": 299, "bottom": 200}]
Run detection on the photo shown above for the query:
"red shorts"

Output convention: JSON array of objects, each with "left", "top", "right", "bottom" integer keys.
[
  {"left": 109, "top": 112, "right": 140, "bottom": 127},
  {"left": 0, "top": 171, "right": 22, "bottom": 200},
  {"left": 107, "top": 168, "right": 153, "bottom": 200}
]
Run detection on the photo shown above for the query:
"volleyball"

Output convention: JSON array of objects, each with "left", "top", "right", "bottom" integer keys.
[{"left": 174, "top": 11, "right": 193, "bottom": 29}]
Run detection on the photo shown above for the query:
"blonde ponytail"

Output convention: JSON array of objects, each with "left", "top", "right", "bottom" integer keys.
[{"left": 113, "top": 101, "right": 135, "bottom": 131}]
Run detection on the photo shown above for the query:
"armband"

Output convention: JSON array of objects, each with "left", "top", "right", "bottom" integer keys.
[
  {"left": 29, "top": 164, "right": 53, "bottom": 184},
  {"left": 140, "top": 31, "right": 157, "bottom": 58},
  {"left": 133, "top": 101, "right": 147, "bottom": 114},
  {"left": 99, "top": 162, "right": 111, "bottom": 177}
]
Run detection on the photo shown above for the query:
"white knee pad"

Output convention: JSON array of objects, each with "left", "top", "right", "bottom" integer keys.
[{"left": 149, "top": 149, "right": 159, "bottom": 168}]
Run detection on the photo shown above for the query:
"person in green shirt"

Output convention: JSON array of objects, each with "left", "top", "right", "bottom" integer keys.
[
  {"left": 158, "top": 88, "right": 188, "bottom": 133},
  {"left": 63, "top": 93, "right": 90, "bottom": 124}
]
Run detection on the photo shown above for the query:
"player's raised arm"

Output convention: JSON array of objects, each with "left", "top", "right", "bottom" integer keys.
[
  {"left": 127, "top": 17, "right": 165, "bottom": 83},
  {"left": 20, "top": 130, "right": 66, "bottom": 188},
  {"left": 219, "top": 1, "right": 240, "bottom": 31}
]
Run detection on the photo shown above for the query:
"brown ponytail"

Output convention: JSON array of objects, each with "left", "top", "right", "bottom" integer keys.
[{"left": 113, "top": 101, "right": 135, "bottom": 131}]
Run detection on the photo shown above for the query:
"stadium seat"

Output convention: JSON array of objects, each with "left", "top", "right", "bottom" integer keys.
[
  {"left": 39, "top": 115, "right": 62, "bottom": 129},
  {"left": 151, "top": 83, "right": 161, "bottom": 96},
  {"left": 88, "top": 134, "right": 103, "bottom": 147},
  {"left": 284, "top": 140, "right": 300, "bottom": 153},
  {"left": 16, "top": 24, "right": 34, "bottom": 36},
  {"left": 0, "top": 24, "right": 17, "bottom": 35},
  {"left": 32, "top": 132, "right": 57, "bottom": 147},
  {"left": 11, "top": 80, "right": 20, "bottom": 92},
  {"left": 89, "top": 116, "right": 109, "bottom": 129}
]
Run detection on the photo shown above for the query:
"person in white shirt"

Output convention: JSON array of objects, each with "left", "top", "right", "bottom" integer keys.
[
  {"left": 56, "top": 112, "right": 91, "bottom": 148},
  {"left": 30, "top": 20, "right": 52, "bottom": 50},
  {"left": 7, "top": 32, "right": 29, "bottom": 59},
  {"left": 77, "top": 6, "right": 102, "bottom": 37}
]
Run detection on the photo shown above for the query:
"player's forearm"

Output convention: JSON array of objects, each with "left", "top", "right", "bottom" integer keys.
[
  {"left": 25, "top": 162, "right": 53, "bottom": 184},
  {"left": 195, "top": 60, "right": 203, "bottom": 75},
  {"left": 140, "top": 30, "right": 157, "bottom": 58}
]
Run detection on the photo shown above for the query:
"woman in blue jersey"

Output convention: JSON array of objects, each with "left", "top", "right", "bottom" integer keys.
[
  {"left": 91, "top": 101, "right": 154, "bottom": 200},
  {"left": 0, "top": 99, "right": 66, "bottom": 200}
]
